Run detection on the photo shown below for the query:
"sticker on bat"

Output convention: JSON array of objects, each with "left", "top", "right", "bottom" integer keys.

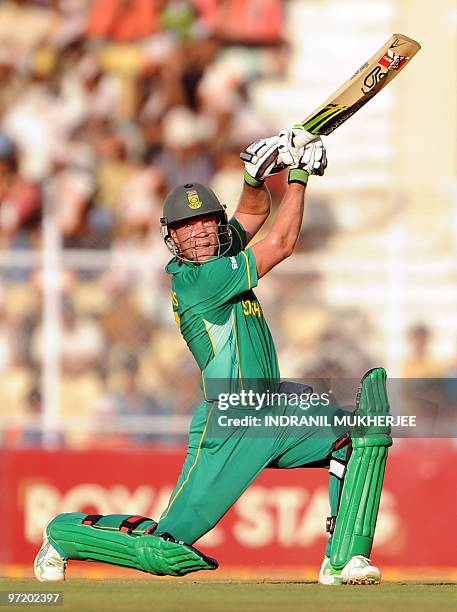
[{"left": 379, "top": 49, "right": 408, "bottom": 71}]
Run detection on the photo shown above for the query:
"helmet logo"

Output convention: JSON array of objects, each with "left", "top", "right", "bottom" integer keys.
[{"left": 186, "top": 189, "right": 202, "bottom": 210}]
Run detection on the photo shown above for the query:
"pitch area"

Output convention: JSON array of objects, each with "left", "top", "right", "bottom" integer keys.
[{"left": 0, "top": 579, "right": 455, "bottom": 611}]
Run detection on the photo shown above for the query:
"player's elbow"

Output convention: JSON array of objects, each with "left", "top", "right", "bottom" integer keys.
[
  {"left": 271, "top": 245, "right": 295, "bottom": 271},
  {"left": 272, "top": 236, "right": 296, "bottom": 260},
  {"left": 283, "top": 242, "right": 296, "bottom": 259},
  {"left": 252, "top": 235, "right": 297, "bottom": 277}
]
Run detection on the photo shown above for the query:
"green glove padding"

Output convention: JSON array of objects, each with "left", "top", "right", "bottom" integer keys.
[
  {"left": 288, "top": 168, "right": 309, "bottom": 185},
  {"left": 243, "top": 171, "right": 264, "bottom": 188}
]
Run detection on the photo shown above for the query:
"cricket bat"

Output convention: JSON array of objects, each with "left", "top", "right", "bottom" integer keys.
[{"left": 302, "top": 34, "right": 421, "bottom": 135}]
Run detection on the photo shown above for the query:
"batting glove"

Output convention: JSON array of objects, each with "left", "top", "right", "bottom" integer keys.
[
  {"left": 277, "top": 125, "right": 318, "bottom": 167},
  {"left": 288, "top": 137, "right": 328, "bottom": 186},
  {"left": 240, "top": 136, "right": 283, "bottom": 187}
]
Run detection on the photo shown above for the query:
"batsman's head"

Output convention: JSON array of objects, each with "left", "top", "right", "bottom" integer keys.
[{"left": 161, "top": 183, "right": 232, "bottom": 263}]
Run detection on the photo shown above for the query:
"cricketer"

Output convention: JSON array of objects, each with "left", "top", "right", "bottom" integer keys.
[{"left": 34, "top": 127, "right": 392, "bottom": 586}]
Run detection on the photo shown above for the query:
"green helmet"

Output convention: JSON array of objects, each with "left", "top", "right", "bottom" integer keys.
[{"left": 160, "top": 182, "right": 232, "bottom": 262}]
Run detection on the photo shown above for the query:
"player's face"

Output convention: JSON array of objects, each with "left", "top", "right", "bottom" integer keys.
[{"left": 171, "top": 213, "right": 220, "bottom": 262}]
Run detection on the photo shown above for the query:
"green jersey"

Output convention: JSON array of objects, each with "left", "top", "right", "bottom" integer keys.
[{"left": 166, "top": 219, "right": 279, "bottom": 399}]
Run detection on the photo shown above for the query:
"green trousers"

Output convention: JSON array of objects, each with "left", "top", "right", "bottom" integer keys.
[{"left": 157, "top": 401, "right": 347, "bottom": 545}]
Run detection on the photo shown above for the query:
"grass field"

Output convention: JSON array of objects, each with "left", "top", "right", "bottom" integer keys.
[{"left": 0, "top": 579, "right": 455, "bottom": 612}]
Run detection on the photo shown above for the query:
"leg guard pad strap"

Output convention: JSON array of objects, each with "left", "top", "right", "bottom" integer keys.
[
  {"left": 326, "top": 515, "right": 337, "bottom": 534},
  {"left": 82, "top": 514, "right": 103, "bottom": 526},
  {"left": 329, "top": 458, "right": 347, "bottom": 480},
  {"left": 81, "top": 513, "right": 157, "bottom": 534}
]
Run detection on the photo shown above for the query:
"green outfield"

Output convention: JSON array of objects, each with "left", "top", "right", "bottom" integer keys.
[{"left": 0, "top": 579, "right": 455, "bottom": 612}]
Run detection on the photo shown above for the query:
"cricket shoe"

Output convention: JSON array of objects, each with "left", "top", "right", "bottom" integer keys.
[
  {"left": 34, "top": 527, "right": 67, "bottom": 582},
  {"left": 318, "top": 555, "right": 381, "bottom": 585}
]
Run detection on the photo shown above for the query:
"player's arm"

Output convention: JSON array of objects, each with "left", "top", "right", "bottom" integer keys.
[
  {"left": 234, "top": 127, "right": 317, "bottom": 243},
  {"left": 195, "top": 139, "right": 326, "bottom": 303},
  {"left": 252, "top": 138, "right": 327, "bottom": 278},
  {"left": 233, "top": 181, "right": 271, "bottom": 244}
]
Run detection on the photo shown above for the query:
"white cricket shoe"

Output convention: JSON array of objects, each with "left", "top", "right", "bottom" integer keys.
[
  {"left": 318, "top": 555, "right": 381, "bottom": 585},
  {"left": 34, "top": 531, "right": 67, "bottom": 582}
]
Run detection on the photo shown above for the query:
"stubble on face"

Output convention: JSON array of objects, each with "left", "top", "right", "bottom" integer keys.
[{"left": 171, "top": 213, "right": 219, "bottom": 262}]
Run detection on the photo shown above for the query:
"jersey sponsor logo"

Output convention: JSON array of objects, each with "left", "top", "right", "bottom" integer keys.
[
  {"left": 379, "top": 49, "right": 407, "bottom": 71},
  {"left": 242, "top": 299, "right": 262, "bottom": 317},
  {"left": 171, "top": 291, "right": 180, "bottom": 327},
  {"left": 229, "top": 256, "right": 238, "bottom": 270},
  {"left": 186, "top": 189, "right": 203, "bottom": 209}
]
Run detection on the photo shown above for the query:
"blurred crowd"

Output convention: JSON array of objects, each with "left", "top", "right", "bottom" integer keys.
[
  {"left": 0, "top": 0, "right": 291, "bottom": 447},
  {"left": 0, "top": 0, "right": 289, "bottom": 251},
  {"left": 0, "top": 1, "right": 454, "bottom": 448}
]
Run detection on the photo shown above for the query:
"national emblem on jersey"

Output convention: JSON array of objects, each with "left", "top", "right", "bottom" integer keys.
[{"left": 186, "top": 189, "right": 203, "bottom": 209}]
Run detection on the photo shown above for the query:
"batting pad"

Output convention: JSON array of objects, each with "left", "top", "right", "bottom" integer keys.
[
  {"left": 329, "top": 368, "right": 392, "bottom": 569},
  {"left": 47, "top": 512, "right": 218, "bottom": 576}
]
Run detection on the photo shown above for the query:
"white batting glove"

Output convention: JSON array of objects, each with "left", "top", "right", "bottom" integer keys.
[
  {"left": 288, "top": 138, "right": 328, "bottom": 185},
  {"left": 277, "top": 125, "right": 318, "bottom": 166},
  {"left": 240, "top": 135, "right": 282, "bottom": 187}
]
